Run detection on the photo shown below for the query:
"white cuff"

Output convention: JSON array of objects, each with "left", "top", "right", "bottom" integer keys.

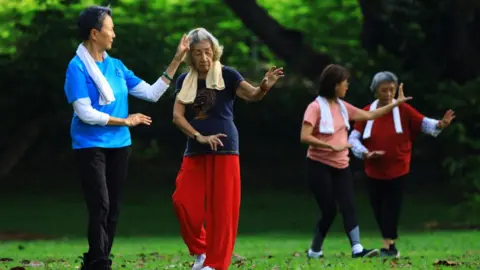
[
  {"left": 348, "top": 130, "right": 369, "bottom": 159},
  {"left": 422, "top": 117, "right": 442, "bottom": 137}
]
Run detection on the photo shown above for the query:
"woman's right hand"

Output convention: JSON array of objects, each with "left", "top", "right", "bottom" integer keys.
[
  {"left": 125, "top": 113, "right": 152, "bottom": 127},
  {"left": 196, "top": 133, "right": 227, "bottom": 151}
]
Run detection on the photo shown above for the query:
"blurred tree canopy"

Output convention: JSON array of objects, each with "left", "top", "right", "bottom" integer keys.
[{"left": 0, "top": 0, "right": 479, "bottom": 216}]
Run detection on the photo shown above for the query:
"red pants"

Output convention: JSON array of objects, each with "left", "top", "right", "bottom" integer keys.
[{"left": 172, "top": 154, "right": 241, "bottom": 270}]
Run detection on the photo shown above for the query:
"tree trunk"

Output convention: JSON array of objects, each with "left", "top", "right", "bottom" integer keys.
[
  {"left": 358, "top": 0, "right": 480, "bottom": 83},
  {"left": 223, "top": 0, "right": 331, "bottom": 80}
]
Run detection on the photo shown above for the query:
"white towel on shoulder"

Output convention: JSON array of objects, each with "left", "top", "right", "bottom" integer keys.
[
  {"left": 76, "top": 43, "right": 115, "bottom": 105},
  {"left": 363, "top": 99, "right": 402, "bottom": 139},
  {"left": 315, "top": 96, "right": 350, "bottom": 134}
]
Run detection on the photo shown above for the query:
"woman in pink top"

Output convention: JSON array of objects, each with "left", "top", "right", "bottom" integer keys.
[{"left": 300, "top": 64, "right": 412, "bottom": 259}]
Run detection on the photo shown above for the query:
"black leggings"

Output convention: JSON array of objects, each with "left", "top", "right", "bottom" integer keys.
[
  {"left": 368, "top": 175, "right": 406, "bottom": 240},
  {"left": 307, "top": 158, "right": 359, "bottom": 251}
]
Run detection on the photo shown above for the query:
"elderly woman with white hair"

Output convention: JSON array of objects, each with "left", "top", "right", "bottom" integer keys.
[
  {"left": 348, "top": 71, "right": 455, "bottom": 257},
  {"left": 171, "top": 28, "right": 284, "bottom": 270},
  {"left": 63, "top": 5, "right": 189, "bottom": 270}
]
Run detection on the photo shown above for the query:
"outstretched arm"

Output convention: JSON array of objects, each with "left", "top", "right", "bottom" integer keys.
[
  {"left": 128, "top": 57, "right": 182, "bottom": 102},
  {"left": 129, "top": 34, "right": 190, "bottom": 102},
  {"left": 421, "top": 109, "right": 455, "bottom": 137},
  {"left": 236, "top": 66, "right": 284, "bottom": 101},
  {"left": 351, "top": 83, "right": 412, "bottom": 122}
]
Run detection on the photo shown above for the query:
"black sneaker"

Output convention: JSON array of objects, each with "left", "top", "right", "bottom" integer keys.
[
  {"left": 80, "top": 253, "right": 89, "bottom": 270},
  {"left": 380, "top": 244, "right": 400, "bottom": 257},
  {"left": 352, "top": 248, "right": 380, "bottom": 258}
]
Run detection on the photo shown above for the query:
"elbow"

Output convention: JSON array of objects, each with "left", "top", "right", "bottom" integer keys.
[
  {"left": 77, "top": 115, "right": 98, "bottom": 126},
  {"left": 146, "top": 92, "right": 162, "bottom": 103},
  {"left": 77, "top": 111, "right": 109, "bottom": 126},
  {"left": 172, "top": 113, "right": 183, "bottom": 126},
  {"left": 300, "top": 134, "right": 309, "bottom": 145}
]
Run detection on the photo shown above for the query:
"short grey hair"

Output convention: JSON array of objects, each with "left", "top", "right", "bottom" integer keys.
[
  {"left": 370, "top": 71, "right": 398, "bottom": 92},
  {"left": 184, "top": 28, "right": 224, "bottom": 67}
]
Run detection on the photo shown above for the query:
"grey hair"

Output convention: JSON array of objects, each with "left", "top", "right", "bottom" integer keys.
[
  {"left": 370, "top": 71, "right": 398, "bottom": 92},
  {"left": 184, "top": 28, "right": 224, "bottom": 67}
]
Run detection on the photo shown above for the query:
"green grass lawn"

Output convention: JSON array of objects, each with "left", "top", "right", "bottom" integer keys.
[
  {"left": 1, "top": 189, "right": 479, "bottom": 269},
  {"left": 1, "top": 233, "right": 480, "bottom": 269}
]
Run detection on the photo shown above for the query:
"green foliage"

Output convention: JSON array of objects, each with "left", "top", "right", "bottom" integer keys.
[
  {"left": 1, "top": 0, "right": 480, "bottom": 213},
  {"left": 434, "top": 79, "right": 480, "bottom": 219}
]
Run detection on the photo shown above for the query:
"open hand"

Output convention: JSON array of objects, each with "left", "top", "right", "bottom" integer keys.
[
  {"left": 396, "top": 83, "right": 413, "bottom": 104},
  {"left": 363, "top": 150, "right": 385, "bottom": 159},
  {"left": 260, "top": 66, "right": 285, "bottom": 91},
  {"left": 174, "top": 34, "right": 191, "bottom": 62},
  {"left": 125, "top": 113, "right": 152, "bottom": 127},
  {"left": 196, "top": 133, "right": 227, "bottom": 151},
  {"left": 437, "top": 109, "right": 455, "bottom": 129}
]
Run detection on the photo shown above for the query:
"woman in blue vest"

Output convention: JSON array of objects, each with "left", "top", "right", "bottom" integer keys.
[{"left": 63, "top": 5, "right": 189, "bottom": 270}]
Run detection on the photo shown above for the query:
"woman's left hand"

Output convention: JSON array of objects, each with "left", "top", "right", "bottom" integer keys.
[
  {"left": 174, "top": 34, "right": 191, "bottom": 62},
  {"left": 260, "top": 66, "right": 285, "bottom": 91},
  {"left": 437, "top": 109, "right": 455, "bottom": 129}
]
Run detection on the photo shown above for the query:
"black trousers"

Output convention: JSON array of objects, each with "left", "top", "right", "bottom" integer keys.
[
  {"left": 75, "top": 146, "right": 131, "bottom": 265},
  {"left": 307, "top": 158, "right": 358, "bottom": 251},
  {"left": 368, "top": 175, "right": 406, "bottom": 240}
]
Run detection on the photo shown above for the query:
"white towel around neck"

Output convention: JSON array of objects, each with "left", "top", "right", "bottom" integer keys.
[
  {"left": 363, "top": 99, "right": 403, "bottom": 139},
  {"left": 76, "top": 43, "right": 115, "bottom": 105},
  {"left": 315, "top": 96, "right": 350, "bottom": 134}
]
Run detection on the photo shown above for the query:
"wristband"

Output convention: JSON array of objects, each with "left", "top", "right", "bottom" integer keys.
[{"left": 162, "top": 72, "right": 173, "bottom": 81}]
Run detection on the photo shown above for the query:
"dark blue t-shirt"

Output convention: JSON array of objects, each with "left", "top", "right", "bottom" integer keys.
[{"left": 175, "top": 66, "right": 244, "bottom": 156}]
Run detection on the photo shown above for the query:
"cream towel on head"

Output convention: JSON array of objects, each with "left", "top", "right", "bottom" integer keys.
[{"left": 177, "top": 61, "right": 225, "bottom": 104}]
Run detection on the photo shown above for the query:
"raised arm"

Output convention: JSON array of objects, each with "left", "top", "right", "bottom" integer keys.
[
  {"left": 235, "top": 66, "right": 284, "bottom": 102},
  {"left": 128, "top": 34, "right": 190, "bottom": 102},
  {"left": 421, "top": 109, "right": 455, "bottom": 137},
  {"left": 351, "top": 83, "right": 412, "bottom": 122}
]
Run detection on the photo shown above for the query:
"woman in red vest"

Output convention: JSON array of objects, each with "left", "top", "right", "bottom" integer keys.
[{"left": 348, "top": 71, "right": 455, "bottom": 257}]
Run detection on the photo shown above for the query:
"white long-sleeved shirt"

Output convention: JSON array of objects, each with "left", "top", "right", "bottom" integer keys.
[
  {"left": 348, "top": 117, "right": 441, "bottom": 159},
  {"left": 73, "top": 78, "right": 169, "bottom": 125}
]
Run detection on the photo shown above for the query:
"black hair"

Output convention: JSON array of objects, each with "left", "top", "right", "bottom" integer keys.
[
  {"left": 317, "top": 64, "right": 350, "bottom": 99},
  {"left": 77, "top": 5, "right": 112, "bottom": 41}
]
